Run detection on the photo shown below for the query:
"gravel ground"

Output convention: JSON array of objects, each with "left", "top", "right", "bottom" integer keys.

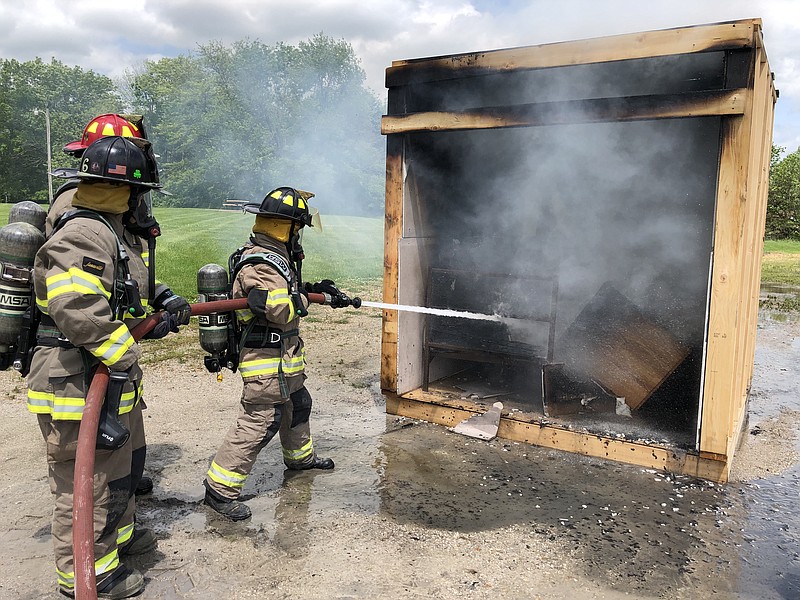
[{"left": 0, "top": 306, "right": 798, "bottom": 599}]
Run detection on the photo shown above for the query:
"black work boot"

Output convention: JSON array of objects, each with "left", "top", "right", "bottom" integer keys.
[
  {"left": 60, "top": 564, "right": 144, "bottom": 599},
  {"left": 288, "top": 455, "right": 335, "bottom": 470},
  {"left": 96, "top": 565, "right": 144, "bottom": 599},
  {"left": 203, "top": 484, "right": 251, "bottom": 521},
  {"left": 135, "top": 475, "right": 153, "bottom": 496},
  {"left": 120, "top": 526, "right": 157, "bottom": 555}
]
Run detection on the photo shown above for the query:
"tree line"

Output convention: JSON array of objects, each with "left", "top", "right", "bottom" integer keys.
[
  {"left": 767, "top": 145, "right": 800, "bottom": 239},
  {"left": 2, "top": 41, "right": 799, "bottom": 235},
  {"left": 0, "top": 34, "right": 385, "bottom": 215}
]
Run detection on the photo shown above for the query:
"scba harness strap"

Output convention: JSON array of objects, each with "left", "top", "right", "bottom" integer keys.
[
  {"left": 53, "top": 209, "right": 146, "bottom": 321},
  {"left": 230, "top": 248, "right": 295, "bottom": 286}
]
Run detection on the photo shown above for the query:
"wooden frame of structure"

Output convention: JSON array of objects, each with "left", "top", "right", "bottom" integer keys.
[{"left": 380, "top": 19, "right": 776, "bottom": 482}]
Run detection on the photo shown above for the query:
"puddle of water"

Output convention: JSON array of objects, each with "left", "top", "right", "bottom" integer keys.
[
  {"left": 761, "top": 283, "right": 800, "bottom": 295},
  {"left": 728, "top": 468, "right": 800, "bottom": 600},
  {"left": 135, "top": 317, "right": 800, "bottom": 600}
]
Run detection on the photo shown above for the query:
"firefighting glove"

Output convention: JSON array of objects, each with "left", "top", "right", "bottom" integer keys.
[
  {"left": 145, "top": 311, "right": 180, "bottom": 340},
  {"left": 305, "top": 280, "right": 350, "bottom": 309},
  {"left": 152, "top": 286, "right": 191, "bottom": 325},
  {"left": 307, "top": 279, "right": 337, "bottom": 295}
]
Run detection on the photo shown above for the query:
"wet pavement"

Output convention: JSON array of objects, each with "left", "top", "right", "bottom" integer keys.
[{"left": 124, "top": 312, "right": 800, "bottom": 599}]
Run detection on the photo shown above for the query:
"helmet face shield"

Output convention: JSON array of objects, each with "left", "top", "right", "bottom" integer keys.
[
  {"left": 136, "top": 190, "right": 154, "bottom": 221},
  {"left": 309, "top": 206, "right": 323, "bottom": 231},
  {"left": 124, "top": 190, "right": 161, "bottom": 239}
]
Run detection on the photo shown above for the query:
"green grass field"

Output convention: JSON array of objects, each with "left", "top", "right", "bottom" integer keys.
[
  {"left": 0, "top": 204, "right": 384, "bottom": 299},
  {"left": 3, "top": 202, "right": 799, "bottom": 297},
  {"left": 151, "top": 208, "right": 384, "bottom": 299},
  {"left": 762, "top": 239, "right": 800, "bottom": 286}
]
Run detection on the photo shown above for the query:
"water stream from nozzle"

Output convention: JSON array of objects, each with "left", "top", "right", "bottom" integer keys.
[{"left": 358, "top": 300, "right": 502, "bottom": 322}]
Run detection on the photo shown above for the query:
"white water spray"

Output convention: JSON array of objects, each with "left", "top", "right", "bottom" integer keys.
[{"left": 358, "top": 300, "right": 503, "bottom": 322}]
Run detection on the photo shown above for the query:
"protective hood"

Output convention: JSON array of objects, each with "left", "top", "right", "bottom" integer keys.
[{"left": 72, "top": 182, "right": 130, "bottom": 214}]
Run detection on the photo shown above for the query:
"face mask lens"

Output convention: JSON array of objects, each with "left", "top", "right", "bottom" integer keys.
[{"left": 140, "top": 191, "right": 153, "bottom": 218}]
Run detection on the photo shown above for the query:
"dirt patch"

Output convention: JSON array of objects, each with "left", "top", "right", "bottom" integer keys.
[{"left": 1, "top": 307, "right": 799, "bottom": 599}]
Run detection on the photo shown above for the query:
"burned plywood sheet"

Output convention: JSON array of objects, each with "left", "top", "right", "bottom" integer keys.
[{"left": 557, "top": 283, "right": 689, "bottom": 410}]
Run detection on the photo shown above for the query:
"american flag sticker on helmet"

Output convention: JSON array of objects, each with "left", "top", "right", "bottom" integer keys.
[{"left": 108, "top": 164, "right": 127, "bottom": 175}]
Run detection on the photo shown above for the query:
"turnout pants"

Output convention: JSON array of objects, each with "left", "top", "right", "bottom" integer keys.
[
  {"left": 38, "top": 402, "right": 144, "bottom": 592},
  {"left": 205, "top": 376, "right": 316, "bottom": 500}
]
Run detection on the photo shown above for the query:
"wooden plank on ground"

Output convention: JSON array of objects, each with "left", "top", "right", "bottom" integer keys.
[{"left": 385, "top": 392, "right": 729, "bottom": 482}]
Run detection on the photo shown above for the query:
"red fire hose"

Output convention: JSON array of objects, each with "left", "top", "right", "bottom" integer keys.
[{"left": 72, "top": 294, "right": 326, "bottom": 599}]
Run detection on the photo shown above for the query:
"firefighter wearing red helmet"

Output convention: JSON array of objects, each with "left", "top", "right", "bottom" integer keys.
[
  {"left": 46, "top": 113, "right": 147, "bottom": 237},
  {"left": 27, "top": 136, "right": 190, "bottom": 599},
  {"left": 47, "top": 114, "right": 164, "bottom": 499},
  {"left": 63, "top": 113, "right": 144, "bottom": 157},
  {"left": 202, "top": 186, "right": 336, "bottom": 521}
]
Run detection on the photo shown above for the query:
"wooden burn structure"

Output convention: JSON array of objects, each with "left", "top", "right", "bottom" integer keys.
[{"left": 379, "top": 20, "right": 776, "bottom": 482}]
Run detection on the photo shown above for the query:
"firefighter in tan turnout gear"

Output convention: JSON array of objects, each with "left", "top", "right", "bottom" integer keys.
[
  {"left": 203, "top": 187, "right": 335, "bottom": 521},
  {"left": 27, "top": 135, "right": 190, "bottom": 599},
  {"left": 48, "top": 113, "right": 158, "bottom": 499}
]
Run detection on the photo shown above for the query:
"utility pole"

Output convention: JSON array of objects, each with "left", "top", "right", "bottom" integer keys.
[{"left": 45, "top": 106, "right": 53, "bottom": 204}]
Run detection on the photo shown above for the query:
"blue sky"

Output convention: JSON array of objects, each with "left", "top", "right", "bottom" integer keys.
[{"left": 2, "top": 0, "right": 798, "bottom": 151}]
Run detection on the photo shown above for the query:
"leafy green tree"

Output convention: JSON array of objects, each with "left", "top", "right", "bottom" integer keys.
[
  {"left": 766, "top": 144, "right": 800, "bottom": 239},
  {"left": 127, "top": 35, "right": 385, "bottom": 214},
  {"left": 0, "top": 58, "right": 119, "bottom": 203}
]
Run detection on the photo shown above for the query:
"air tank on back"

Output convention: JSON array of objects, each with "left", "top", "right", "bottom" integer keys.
[
  {"left": 0, "top": 202, "right": 47, "bottom": 366},
  {"left": 9, "top": 201, "right": 46, "bottom": 233},
  {"left": 197, "top": 263, "right": 230, "bottom": 372}
]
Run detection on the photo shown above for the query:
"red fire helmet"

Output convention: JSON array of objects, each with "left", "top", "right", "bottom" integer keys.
[{"left": 63, "top": 114, "right": 143, "bottom": 155}]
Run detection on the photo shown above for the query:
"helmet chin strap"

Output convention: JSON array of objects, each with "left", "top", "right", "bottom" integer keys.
[
  {"left": 124, "top": 189, "right": 162, "bottom": 303},
  {"left": 288, "top": 222, "right": 305, "bottom": 278}
]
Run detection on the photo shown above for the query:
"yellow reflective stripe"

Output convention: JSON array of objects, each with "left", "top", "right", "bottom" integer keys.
[
  {"left": 265, "top": 288, "right": 290, "bottom": 306},
  {"left": 118, "top": 381, "right": 143, "bottom": 412},
  {"left": 238, "top": 358, "right": 280, "bottom": 377},
  {"left": 283, "top": 437, "right": 313, "bottom": 461},
  {"left": 27, "top": 390, "right": 85, "bottom": 420},
  {"left": 287, "top": 299, "right": 296, "bottom": 321},
  {"left": 27, "top": 380, "right": 141, "bottom": 419},
  {"left": 238, "top": 353, "right": 305, "bottom": 378},
  {"left": 90, "top": 323, "right": 134, "bottom": 366},
  {"left": 117, "top": 523, "right": 134, "bottom": 547},
  {"left": 36, "top": 297, "right": 48, "bottom": 312},
  {"left": 56, "top": 548, "right": 119, "bottom": 589},
  {"left": 46, "top": 267, "right": 110, "bottom": 301},
  {"left": 265, "top": 287, "right": 295, "bottom": 320},
  {"left": 236, "top": 309, "right": 254, "bottom": 322},
  {"left": 95, "top": 547, "right": 120, "bottom": 577},
  {"left": 141, "top": 251, "right": 149, "bottom": 267},
  {"left": 207, "top": 460, "right": 247, "bottom": 489}
]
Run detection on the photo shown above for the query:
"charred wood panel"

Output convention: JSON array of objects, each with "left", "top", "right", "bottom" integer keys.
[
  {"left": 386, "top": 21, "right": 755, "bottom": 88},
  {"left": 557, "top": 283, "right": 690, "bottom": 410},
  {"left": 382, "top": 89, "right": 745, "bottom": 134}
]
